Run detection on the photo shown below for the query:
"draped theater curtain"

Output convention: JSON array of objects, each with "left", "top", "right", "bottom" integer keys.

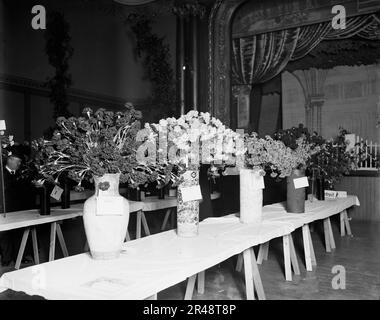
[{"left": 231, "top": 13, "right": 380, "bottom": 132}]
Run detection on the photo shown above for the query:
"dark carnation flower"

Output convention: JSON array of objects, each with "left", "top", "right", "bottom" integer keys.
[{"left": 98, "top": 181, "right": 110, "bottom": 191}]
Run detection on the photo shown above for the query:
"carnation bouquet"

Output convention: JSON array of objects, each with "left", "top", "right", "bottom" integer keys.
[
  {"left": 143, "top": 111, "right": 243, "bottom": 178},
  {"left": 33, "top": 104, "right": 175, "bottom": 190}
]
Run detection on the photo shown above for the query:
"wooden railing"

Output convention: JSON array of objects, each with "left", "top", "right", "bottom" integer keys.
[{"left": 355, "top": 136, "right": 379, "bottom": 171}]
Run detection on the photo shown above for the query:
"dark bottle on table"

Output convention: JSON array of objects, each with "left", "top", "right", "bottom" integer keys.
[
  {"left": 316, "top": 178, "right": 325, "bottom": 201},
  {"left": 61, "top": 179, "right": 71, "bottom": 209},
  {"left": 39, "top": 185, "right": 51, "bottom": 215},
  {"left": 128, "top": 188, "right": 141, "bottom": 201},
  {"left": 158, "top": 187, "right": 165, "bottom": 199}
]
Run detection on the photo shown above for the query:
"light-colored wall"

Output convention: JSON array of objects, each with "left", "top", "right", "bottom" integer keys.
[
  {"left": 0, "top": 0, "right": 176, "bottom": 140},
  {"left": 282, "top": 64, "right": 380, "bottom": 142}
]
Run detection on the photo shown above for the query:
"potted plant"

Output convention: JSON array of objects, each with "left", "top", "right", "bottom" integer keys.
[
  {"left": 306, "top": 128, "right": 373, "bottom": 197},
  {"left": 273, "top": 126, "right": 319, "bottom": 213}
]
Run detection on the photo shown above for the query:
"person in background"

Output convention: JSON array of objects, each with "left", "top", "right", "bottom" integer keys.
[{"left": 0, "top": 146, "right": 34, "bottom": 267}]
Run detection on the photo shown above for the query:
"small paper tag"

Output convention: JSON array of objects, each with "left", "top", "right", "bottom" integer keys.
[
  {"left": 223, "top": 167, "right": 240, "bottom": 176},
  {"left": 345, "top": 134, "right": 356, "bottom": 152},
  {"left": 180, "top": 185, "right": 202, "bottom": 202},
  {"left": 50, "top": 185, "right": 64, "bottom": 201},
  {"left": 0, "top": 120, "right": 6, "bottom": 131},
  {"left": 336, "top": 191, "right": 347, "bottom": 198},
  {"left": 325, "top": 190, "right": 338, "bottom": 200},
  {"left": 293, "top": 177, "right": 309, "bottom": 189},
  {"left": 96, "top": 197, "right": 124, "bottom": 216},
  {"left": 253, "top": 174, "right": 265, "bottom": 190}
]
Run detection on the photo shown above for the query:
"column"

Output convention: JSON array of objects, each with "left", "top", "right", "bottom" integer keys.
[{"left": 173, "top": 2, "right": 206, "bottom": 115}]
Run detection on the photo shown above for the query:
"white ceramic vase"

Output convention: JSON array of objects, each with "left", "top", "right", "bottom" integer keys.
[
  {"left": 83, "top": 173, "right": 130, "bottom": 260},
  {"left": 239, "top": 168, "right": 263, "bottom": 224}
]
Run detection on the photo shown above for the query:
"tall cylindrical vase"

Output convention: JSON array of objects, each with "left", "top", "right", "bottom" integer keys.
[
  {"left": 239, "top": 169, "right": 263, "bottom": 224},
  {"left": 83, "top": 173, "right": 130, "bottom": 260},
  {"left": 286, "top": 169, "right": 306, "bottom": 213},
  {"left": 177, "top": 170, "right": 200, "bottom": 237}
]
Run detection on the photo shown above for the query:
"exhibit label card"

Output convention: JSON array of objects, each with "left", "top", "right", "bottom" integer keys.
[
  {"left": 0, "top": 120, "right": 6, "bottom": 130},
  {"left": 96, "top": 197, "right": 123, "bottom": 216},
  {"left": 325, "top": 190, "right": 347, "bottom": 199},
  {"left": 325, "top": 190, "right": 338, "bottom": 199},
  {"left": 180, "top": 185, "right": 202, "bottom": 202},
  {"left": 50, "top": 185, "right": 64, "bottom": 201},
  {"left": 293, "top": 177, "right": 309, "bottom": 189},
  {"left": 253, "top": 174, "right": 265, "bottom": 190},
  {"left": 336, "top": 191, "right": 347, "bottom": 198}
]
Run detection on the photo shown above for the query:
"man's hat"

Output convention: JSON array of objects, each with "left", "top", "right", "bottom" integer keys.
[{"left": 6, "top": 145, "right": 25, "bottom": 161}]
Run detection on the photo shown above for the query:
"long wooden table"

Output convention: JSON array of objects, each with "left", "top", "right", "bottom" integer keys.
[
  {"left": 0, "top": 196, "right": 359, "bottom": 300},
  {"left": 0, "top": 201, "right": 144, "bottom": 269},
  {"left": 217, "top": 196, "right": 359, "bottom": 283},
  {"left": 0, "top": 219, "right": 294, "bottom": 300}
]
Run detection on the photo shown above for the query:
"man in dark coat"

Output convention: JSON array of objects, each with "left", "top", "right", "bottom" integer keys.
[{"left": 0, "top": 146, "right": 33, "bottom": 266}]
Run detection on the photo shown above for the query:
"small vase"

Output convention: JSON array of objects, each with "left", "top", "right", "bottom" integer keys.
[
  {"left": 39, "top": 185, "right": 51, "bottom": 216},
  {"left": 83, "top": 173, "right": 130, "bottom": 260},
  {"left": 286, "top": 169, "right": 306, "bottom": 213},
  {"left": 316, "top": 178, "right": 325, "bottom": 201},
  {"left": 61, "top": 178, "right": 71, "bottom": 209},
  {"left": 158, "top": 187, "right": 165, "bottom": 199},
  {"left": 177, "top": 170, "right": 200, "bottom": 237},
  {"left": 239, "top": 169, "right": 263, "bottom": 224}
]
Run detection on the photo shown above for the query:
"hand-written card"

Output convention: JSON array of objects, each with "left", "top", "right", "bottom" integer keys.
[
  {"left": 336, "top": 191, "right": 347, "bottom": 198},
  {"left": 325, "top": 190, "right": 347, "bottom": 199},
  {"left": 293, "top": 177, "right": 309, "bottom": 189},
  {"left": 253, "top": 174, "right": 265, "bottom": 190},
  {"left": 50, "top": 185, "right": 64, "bottom": 201},
  {"left": 223, "top": 167, "right": 240, "bottom": 176},
  {"left": 180, "top": 185, "right": 202, "bottom": 202},
  {"left": 0, "top": 120, "right": 6, "bottom": 131},
  {"left": 96, "top": 197, "right": 124, "bottom": 216}
]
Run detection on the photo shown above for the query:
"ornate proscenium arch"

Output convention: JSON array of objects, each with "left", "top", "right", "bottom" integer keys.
[
  {"left": 208, "top": 0, "right": 380, "bottom": 129},
  {"left": 208, "top": 0, "right": 247, "bottom": 128}
]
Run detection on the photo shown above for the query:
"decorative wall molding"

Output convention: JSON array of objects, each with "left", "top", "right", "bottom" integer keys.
[
  {"left": 0, "top": 73, "right": 149, "bottom": 109},
  {"left": 208, "top": 0, "right": 247, "bottom": 128}
]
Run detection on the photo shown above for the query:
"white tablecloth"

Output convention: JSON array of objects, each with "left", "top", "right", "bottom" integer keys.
[
  {"left": 0, "top": 196, "right": 359, "bottom": 299},
  {"left": 0, "top": 219, "right": 293, "bottom": 300},
  {"left": 205, "top": 196, "right": 360, "bottom": 230},
  {"left": 0, "top": 202, "right": 144, "bottom": 232},
  {"left": 141, "top": 192, "right": 221, "bottom": 212}
]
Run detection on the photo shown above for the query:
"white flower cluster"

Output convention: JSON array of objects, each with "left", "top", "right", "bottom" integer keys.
[{"left": 143, "top": 111, "right": 244, "bottom": 167}]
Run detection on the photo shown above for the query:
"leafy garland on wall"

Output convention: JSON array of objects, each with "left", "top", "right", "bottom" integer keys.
[
  {"left": 44, "top": 11, "right": 74, "bottom": 119},
  {"left": 125, "top": 12, "right": 176, "bottom": 121}
]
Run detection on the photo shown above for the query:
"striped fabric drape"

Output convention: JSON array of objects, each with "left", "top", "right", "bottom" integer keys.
[{"left": 232, "top": 13, "right": 380, "bottom": 86}]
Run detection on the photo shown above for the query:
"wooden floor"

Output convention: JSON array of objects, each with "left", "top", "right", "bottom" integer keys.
[{"left": 1, "top": 217, "right": 379, "bottom": 300}]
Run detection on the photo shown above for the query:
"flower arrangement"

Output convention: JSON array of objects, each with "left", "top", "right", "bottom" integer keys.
[
  {"left": 245, "top": 133, "right": 316, "bottom": 178},
  {"left": 307, "top": 128, "right": 375, "bottom": 188},
  {"left": 33, "top": 104, "right": 175, "bottom": 190},
  {"left": 144, "top": 111, "right": 243, "bottom": 171}
]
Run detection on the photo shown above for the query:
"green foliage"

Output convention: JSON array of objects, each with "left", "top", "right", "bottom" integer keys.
[
  {"left": 125, "top": 13, "right": 176, "bottom": 122},
  {"left": 32, "top": 104, "right": 175, "bottom": 189},
  {"left": 45, "top": 11, "right": 74, "bottom": 119}
]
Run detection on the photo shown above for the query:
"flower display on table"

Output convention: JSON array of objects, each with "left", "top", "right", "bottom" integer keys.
[
  {"left": 244, "top": 133, "right": 310, "bottom": 178},
  {"left": 142, "top": 110, "right": 243, "bottom": 236},
  {"left": 273, "top": 124, "right": 322, "bottom": 176},
  {"left": 32, "top": 103, "right": 174, "bottom": 190},
  {"left": 143, "top": 110, "right": 243, "bottom": 175},
  {"left": 307, "top": 128, "right": 377, "bottom": 189}
]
